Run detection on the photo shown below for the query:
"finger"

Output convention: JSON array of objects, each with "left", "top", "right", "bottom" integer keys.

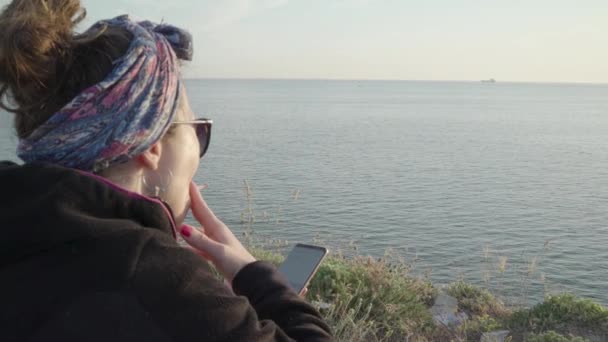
[
  {"left": 189, "top": 182, "right": 222, "bottom": 228},
  {"left": 187, "top": 246, "right": 212, "bottom": 261},
  {"left": 300, "top": 287, "right": 308, "bottom": 297},
  {"left": 223, "top": 278, "right": 234, "bottom": 294},
  {"left": 180, "top": 224, "right": 222, "bottom": 257}
]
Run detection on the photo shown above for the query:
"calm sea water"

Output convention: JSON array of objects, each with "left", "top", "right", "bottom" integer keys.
[{"left": 1, "top": 79, "right": 607, "bottom": 305}]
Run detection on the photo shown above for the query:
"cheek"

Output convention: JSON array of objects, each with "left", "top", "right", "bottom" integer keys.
[
  {"left": 165, "top": 133, "right": 199, "bottom": 192},
  {"left": 186, "top": 131, "right": 200, "bottom": 170},
  {"left": 192, "top": 129, "right": 201, "bottom": 158},
  {"left": 166, "top": 135, "right": 199, "bottom": 220},
  {"left": 171, "top": 129, "right": 199, "bottom": 170},
  {"left": 181, "top": 132, "right": 201, "bottom": 185}
]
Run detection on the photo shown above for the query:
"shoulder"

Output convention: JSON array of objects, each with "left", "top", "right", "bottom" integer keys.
[
  {"left": 31, "top": 291, "right": 173, "bottom": 342},
  {"left": 127, "top": 235, "right": 267, "bottom": 341},
  {"left": 128, "top": 233, "right": 220, "bottom": 291}
]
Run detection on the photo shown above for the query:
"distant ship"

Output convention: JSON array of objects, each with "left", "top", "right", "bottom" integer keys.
[{"left": 481, "top": 78, "right": 496, "bottom": 83}]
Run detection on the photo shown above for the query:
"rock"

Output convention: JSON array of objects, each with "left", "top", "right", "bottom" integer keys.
[
  {"left": 480, "top": 330, "right": 510, "bottom": 342},
  {"left": 311, "top": 300, "right": 332, "bottom": 310},
  {"left": 433, "top": 293, "right": 458, "bottom": 309},
  {"left": 431, "top": 293, "right": 468, "bottom": 327},
  {"left": 432, "top": 310, "right": 468, "bottom": 327}
]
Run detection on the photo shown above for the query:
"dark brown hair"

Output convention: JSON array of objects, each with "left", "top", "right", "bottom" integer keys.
[{"left": 0, "top": 0, "right": 132, "bottom": 139}]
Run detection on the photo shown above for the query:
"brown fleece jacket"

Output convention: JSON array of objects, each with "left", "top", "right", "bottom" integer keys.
[{"left": 0, "top": 161, "right": 333, "bottom": 342}]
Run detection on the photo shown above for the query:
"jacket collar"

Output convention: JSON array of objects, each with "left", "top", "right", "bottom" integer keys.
[
  {"left": 75, "top": 168, "right": 178, "bottom": 238},
  {"left": 0, "top": 161, "right": 177, "bottom": 267}
]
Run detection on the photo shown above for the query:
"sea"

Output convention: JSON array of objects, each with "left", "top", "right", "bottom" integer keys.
[{"left": 1, "top": 79, "right": 607, "bottom": 306}]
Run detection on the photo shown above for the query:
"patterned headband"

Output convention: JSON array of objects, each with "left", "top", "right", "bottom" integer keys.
[{"left": 17, "top": 15, "right": 193, "bottom": 172}]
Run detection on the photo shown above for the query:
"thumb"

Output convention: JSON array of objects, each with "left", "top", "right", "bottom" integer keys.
[{"left": 190, "top": 182, "right": 221, "bottom": 228}]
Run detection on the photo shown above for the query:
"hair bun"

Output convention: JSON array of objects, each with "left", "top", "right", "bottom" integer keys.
[{"left": 0, "top": 0, "right": 85, "bottom": 113}]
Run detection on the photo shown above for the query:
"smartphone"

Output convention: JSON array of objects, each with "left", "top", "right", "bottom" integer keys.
[{"left": 278, "top": 243, "right": 328, "bottom": 295}]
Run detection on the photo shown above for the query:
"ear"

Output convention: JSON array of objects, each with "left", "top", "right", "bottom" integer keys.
[{"left": 137, "top": 140, "right": 163, "bottom": 170}]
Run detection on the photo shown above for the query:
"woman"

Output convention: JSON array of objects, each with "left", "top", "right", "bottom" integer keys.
[{"left": 0, "top": 1, "right": 333, "bottom": 341}]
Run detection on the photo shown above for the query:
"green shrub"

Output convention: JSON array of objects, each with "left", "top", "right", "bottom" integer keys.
[
  {"left": 310, "top": 255, "right": 438, "bottom": 339},
  {"left": 249, "top": 247, "right": 285, "bottom": 265},
  {"left": 464, "top": 314, "right": 504, "bottom": 333},
  {"left": 526, "top": 330, "right": 587, "bottom": 342},
  {"left": 447, "top": 281, "right": 510, "bottom": 318},
  {"left": 508, "top": 294, "right": 608, "bottom": 336}
]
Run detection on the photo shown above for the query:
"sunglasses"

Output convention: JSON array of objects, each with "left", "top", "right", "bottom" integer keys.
[{"left": 171, "top": 118, "right": 213, "bottom": 158}]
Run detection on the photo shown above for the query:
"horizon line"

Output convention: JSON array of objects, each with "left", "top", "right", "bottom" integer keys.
[{"left": 182, "top": 77, "right": 608, "bottom": 86}]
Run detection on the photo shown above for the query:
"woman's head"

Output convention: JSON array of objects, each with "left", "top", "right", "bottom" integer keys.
[
  {"left": 0, "top": 0, "right": 132, "bottom": 139},
  {"left": 0, "top": 0, "right": 203, "bottom": 225}
]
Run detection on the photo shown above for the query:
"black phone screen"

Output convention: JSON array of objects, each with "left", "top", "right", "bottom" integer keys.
[{"left": 278, "top": 244, "right": 327, "bottom": 293}]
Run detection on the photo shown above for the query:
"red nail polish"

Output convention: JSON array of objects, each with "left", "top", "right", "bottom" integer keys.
[{"left": 180, "top": 225, "right": 192, "bottom": 238}]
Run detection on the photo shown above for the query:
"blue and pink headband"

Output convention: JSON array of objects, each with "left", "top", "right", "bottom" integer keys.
[{"left": 17, "top": 15, "right": 193, "bottom": 172}]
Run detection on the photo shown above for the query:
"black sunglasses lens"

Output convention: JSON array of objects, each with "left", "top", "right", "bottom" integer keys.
[{"left": 196, "top": 123, "right": 211, "bottom": 158}]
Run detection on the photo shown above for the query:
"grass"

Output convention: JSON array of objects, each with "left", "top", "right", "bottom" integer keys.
[
  {"left": 250, "top": 247, "right": 437, "bottom": 340},
  {"left": 525, "top": 331, "right": 588, "bottom": 342},
  {"left": 447, "top": 281, "right": 510, "bottom": 318},
  {"left": 310, "top": 254, "right": 437, "bottom": 339},
  {"left": 507, "top": 294, "right": 608, "bottom": 339}
]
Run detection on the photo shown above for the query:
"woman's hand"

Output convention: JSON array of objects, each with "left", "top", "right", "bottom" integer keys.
[{"left": 180, "top": 181, "right": 256, "bottom": 282}]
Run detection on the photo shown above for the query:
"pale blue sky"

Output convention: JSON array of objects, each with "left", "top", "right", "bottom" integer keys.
[{"left": 4, "top": 0, "right": 608, "bottom": 82}]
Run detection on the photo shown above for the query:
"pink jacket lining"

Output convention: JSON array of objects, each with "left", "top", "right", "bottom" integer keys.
[{"left": 76, "top": 170, "right": 178, "bottom": 239}]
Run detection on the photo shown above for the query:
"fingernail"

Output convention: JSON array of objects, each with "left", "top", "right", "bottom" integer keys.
[
  {"left": 180, "top": 225, "right": 192, "bottom": 238},
  {"left": 197, "top": 184, "right": 208, "bottom": 191}
]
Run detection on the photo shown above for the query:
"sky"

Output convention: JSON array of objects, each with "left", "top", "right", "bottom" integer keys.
[{"left": 3, "top": 0, "right": 608, "bottom": 83}]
